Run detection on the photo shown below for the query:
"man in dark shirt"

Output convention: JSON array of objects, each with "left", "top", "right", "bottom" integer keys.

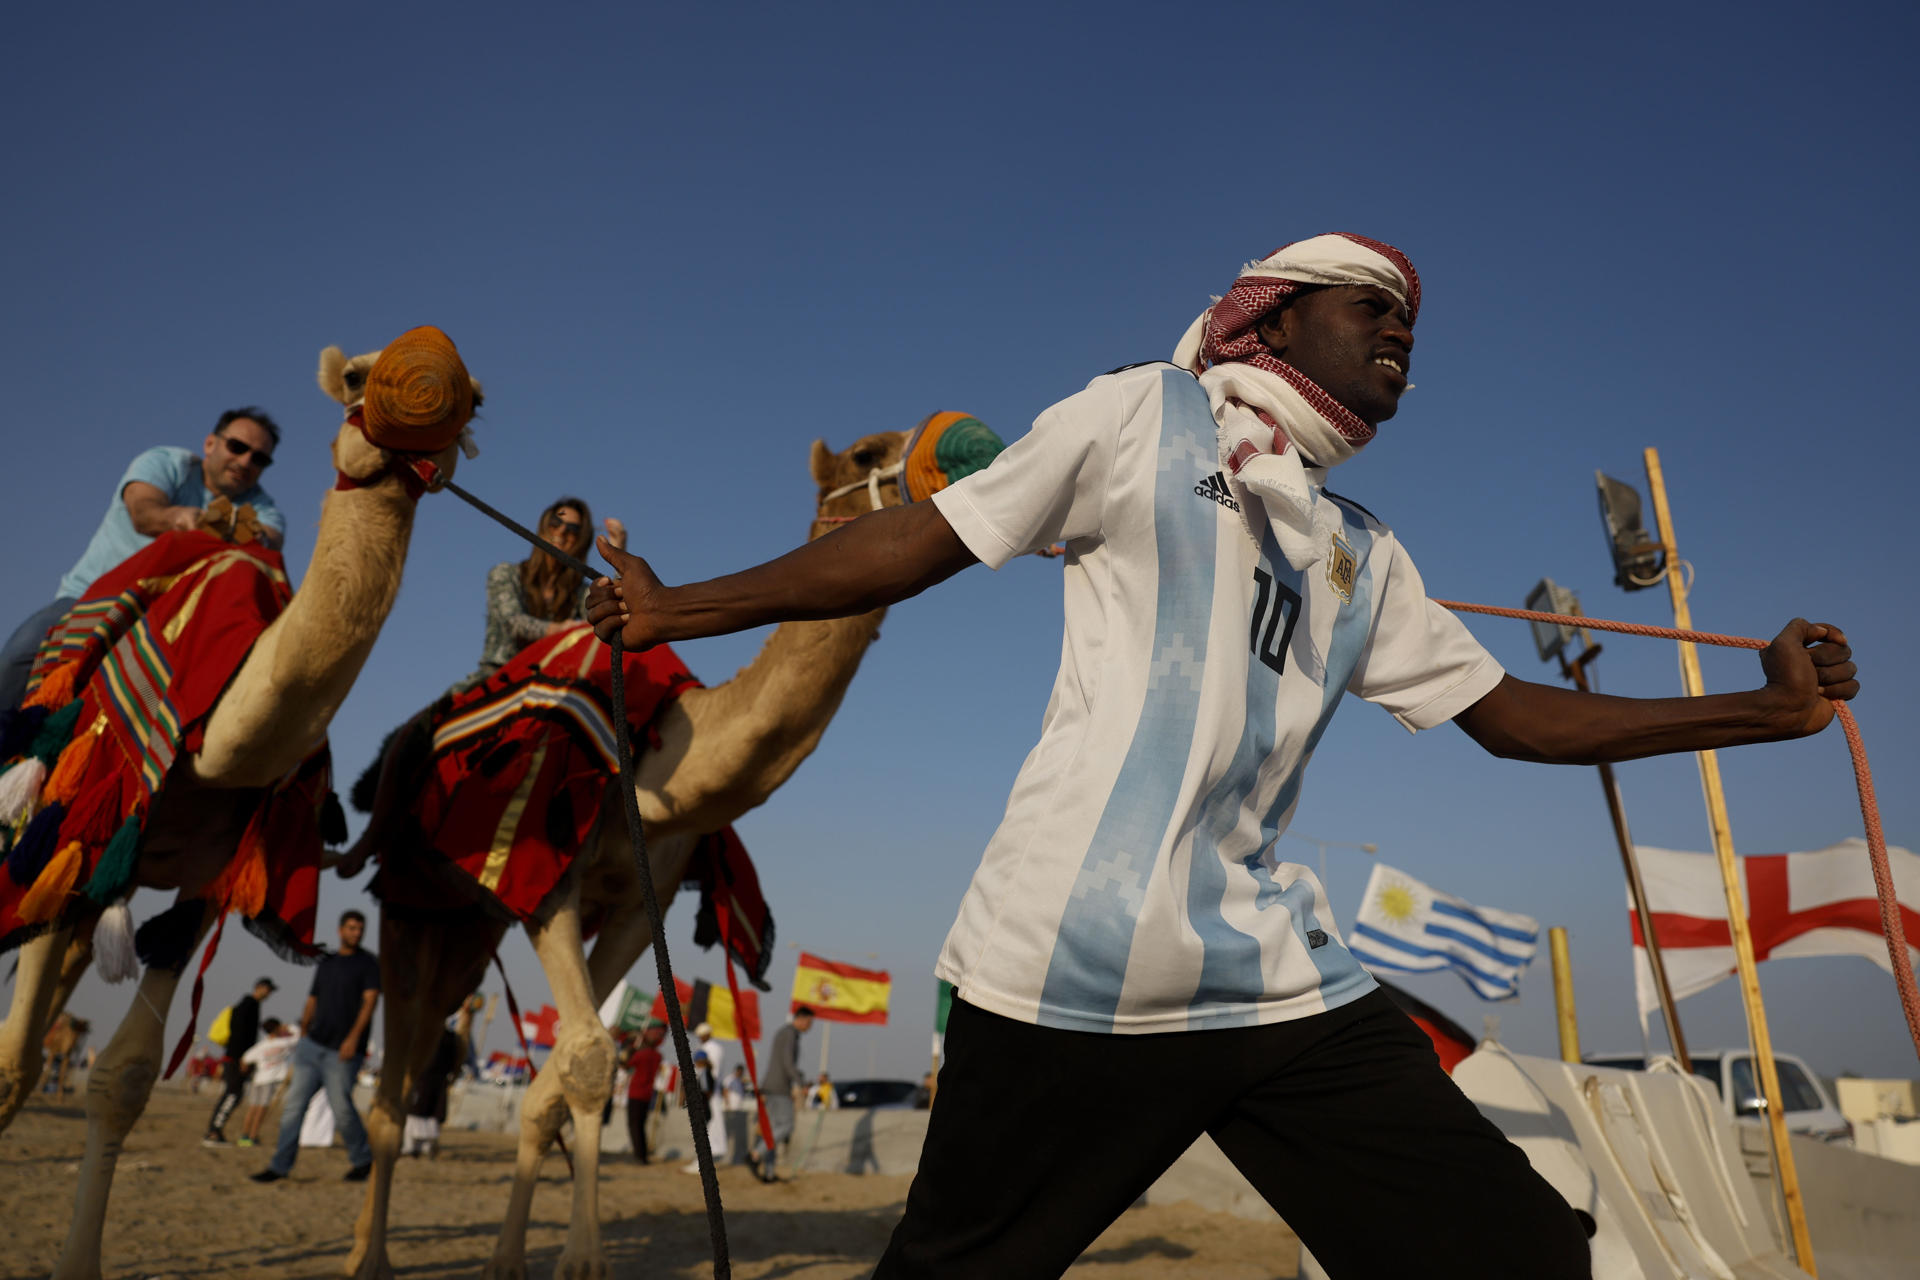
[
  {"left": 252, "top": 910, "right": 381, "bottom": 1183},
  {"left": 203, "top": 976, "right": 275, "bottom": 1147},
  {"left": 758, "top": 1006, "right": 813, "bottom": 1179}
]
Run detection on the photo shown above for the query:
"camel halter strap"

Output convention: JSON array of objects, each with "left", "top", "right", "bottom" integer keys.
[
  {"left": 817, "top": 461, "right": 903, "bottom": 522},
  {"left": 436, "top": 478, "right": 734, "bottom": 1278},
  {"left": 1439, "top": 599, "right": 1916, "bottom": 1062},
  {"left": 330, "top": 416, "right": 458, "bottom": 501}
]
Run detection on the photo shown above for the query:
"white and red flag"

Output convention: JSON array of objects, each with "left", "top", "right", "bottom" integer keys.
[
  {"left": 1630, "top": 839, "right": 1920, "bottom": 1021},
  {"left": 519, "top": 1003, "right": 560, "bottom": 1049}
]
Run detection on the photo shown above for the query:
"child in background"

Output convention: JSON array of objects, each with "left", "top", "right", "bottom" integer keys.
[{"left": 236, "top": 1020, "right": 295, "bottom": 1148}]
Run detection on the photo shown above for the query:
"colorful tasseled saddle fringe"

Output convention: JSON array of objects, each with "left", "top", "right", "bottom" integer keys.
[{"left": 0, "top": 531, "right": 333, "bottom": 956}]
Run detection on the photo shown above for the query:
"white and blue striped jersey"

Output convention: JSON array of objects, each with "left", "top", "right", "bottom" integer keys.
[{"left": 929, "top": 365, "right": 1503, "bottom": 1033}]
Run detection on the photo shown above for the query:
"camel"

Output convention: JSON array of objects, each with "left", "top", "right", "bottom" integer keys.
[
  {"left": 0, "top": 331, "right": 478, "bottom": 1280},
  {"left": 344, "top": 426, "right": 947, "bottom": 1280}
]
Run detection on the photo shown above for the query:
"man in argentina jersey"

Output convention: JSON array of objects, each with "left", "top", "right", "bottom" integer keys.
[{"left": 587, "top": 234, "right": 1860, "bottom": 1279}]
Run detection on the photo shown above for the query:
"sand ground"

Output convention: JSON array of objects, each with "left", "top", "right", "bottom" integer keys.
[{"left": 3, "top": 1080, "right": 1300, "bottom": 1279}]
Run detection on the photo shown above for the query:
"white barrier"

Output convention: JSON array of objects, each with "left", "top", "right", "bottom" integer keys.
[{"left": 443, "top": 1056, "right": 1920, "bottom": 1280}]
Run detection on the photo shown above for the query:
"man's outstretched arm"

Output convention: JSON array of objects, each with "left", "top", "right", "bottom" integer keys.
[
  {"left": 586, "top": 500, "right": 979, "bottom": 650},
  {"left": 1453, "top": 618, "right": 1858, "bottom": 765}
]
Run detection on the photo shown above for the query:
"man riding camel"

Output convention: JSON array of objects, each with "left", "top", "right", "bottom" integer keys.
[
  {"left": 0, "top": 407, "right": 286, "bottom": 712},
  {"left": 585, "top": 233, "right": 1859, "bottom": 1279}
]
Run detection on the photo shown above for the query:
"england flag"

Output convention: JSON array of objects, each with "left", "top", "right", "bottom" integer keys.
[
  {"left": 1347, "top": 863, "right": 1541, "bottom": 1001},
  {"left": 1630, "top": 839, "right": 1920, "bottom": 1022}
]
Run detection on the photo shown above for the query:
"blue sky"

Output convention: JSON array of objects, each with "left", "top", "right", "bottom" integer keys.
[{"left": 8, "top": 2, "right": 1917, "bottom": 1082}]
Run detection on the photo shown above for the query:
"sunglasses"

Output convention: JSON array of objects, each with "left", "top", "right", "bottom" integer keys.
[
  {"left": 220, "top": 436, "right": 274, "bottom": 468},
  {"left": 547, "top": 514, "right": 585, "bottom": 531}
]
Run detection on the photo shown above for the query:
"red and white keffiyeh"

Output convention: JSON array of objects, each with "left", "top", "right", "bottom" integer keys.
[{"left": 1171, "top": 233, "right": 1419, "bottom": 570}]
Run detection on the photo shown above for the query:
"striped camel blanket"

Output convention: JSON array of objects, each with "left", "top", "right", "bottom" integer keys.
[
  {"left": 372, "top": 625, "right": 775, "bottom": 986},
  {"left": 0, "top": 531, "right": 336, "bottom": 958}
]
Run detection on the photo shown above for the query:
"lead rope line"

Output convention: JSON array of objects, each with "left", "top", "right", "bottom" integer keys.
[
  {"left": 439, "top": 479, "right": 731, "bottom": 1278},
  {"left": 1437, "top": 599, "right": 1920, "bottom": 1062}
]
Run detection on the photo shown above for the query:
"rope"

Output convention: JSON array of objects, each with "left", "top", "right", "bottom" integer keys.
[
  {"left": 1437, "top": 600, "right": 1919, "bottom": 1061},
  {"left": 610, "top": 641, "right": 730, "bottom": 1274},
  {"left": 443, "top": 480, "right": 730, "bottom": 1277}
]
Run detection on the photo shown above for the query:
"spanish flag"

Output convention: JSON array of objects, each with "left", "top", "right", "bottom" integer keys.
[
  {"left": 791, "top": 951, "right": 891, "bottom": 1025},
  {"left": 649, "top": 977, "right": 761, "bottom": 1041}
]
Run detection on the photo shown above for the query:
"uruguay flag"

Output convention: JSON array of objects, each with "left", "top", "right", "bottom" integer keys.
[{"left": 1346, "top": 863, "right": 1540, "bottom": 1001}]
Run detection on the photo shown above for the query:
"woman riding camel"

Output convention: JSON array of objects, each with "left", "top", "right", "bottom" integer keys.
[{"left": 337, "top": 497, "right": 624, "bottom": 873}]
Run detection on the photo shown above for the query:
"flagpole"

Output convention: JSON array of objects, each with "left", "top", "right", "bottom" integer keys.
[
  {"left": 1643, "top": 446, "right": 1815, "bottom": 1273},
  {"left": 1549, "top": 927, "right": 1580, "bottom": 1063},
  {"left": 819, "top": 1020, "right": 831, "bottom": 1081},
  {"left": 1558, "top": 637, "right": 1691, "bottom": 1072}
]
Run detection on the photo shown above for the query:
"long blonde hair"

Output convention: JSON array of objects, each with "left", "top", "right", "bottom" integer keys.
[{"left": 522, "top": 496, "right": 592, "bottom": 622}]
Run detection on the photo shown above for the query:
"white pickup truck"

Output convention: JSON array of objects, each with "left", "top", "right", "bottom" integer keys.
[{"left": 1583, "top": 1048, "right": 1852, "bottom": 1144}]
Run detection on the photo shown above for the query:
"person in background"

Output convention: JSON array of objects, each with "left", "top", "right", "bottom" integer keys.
[
  {"left": 691, "top": 1021, "right": 725, "bottom": 1083},
  {"left": 722, "top": 1065, "right": 752, "bottom": 1165},
  {"left": 237, "top": 1019, "right": 296, "bottom": 1148},
  {"left": 204, "top": 976, "right": 276, "bottom": 1147},
  {"left": 758, "top": 1006, "right": 813, "bottom": 1178},
  {"left": 809, "top": 1072, "right": 839, "bottom": 1111},
  {"left": 252, "top": 910, "right": 381, "bottom": 1183},
  {"left": 625, "top": 1024, "right": 667, "bottom": 1164},
  {"left": 681, "top": 1047, "right": 725, "bottom": 1173},
  {"left": 0, "top": 408, "right": 286, "bottom": 713}
]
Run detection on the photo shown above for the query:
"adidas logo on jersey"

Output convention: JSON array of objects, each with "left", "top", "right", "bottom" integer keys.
[{"left": 1193, "top": 472, "right": 1240, "bottom": 512}]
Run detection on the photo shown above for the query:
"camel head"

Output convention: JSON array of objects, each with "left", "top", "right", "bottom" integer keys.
[
  {"left": 318, "top": 345, "right": 487, "bottom": 415},
  {"left": 809, "top": 413, "right": 1008, "bottom": 528},
  {"left": 810, "top": 431, "right": 912, "bottom": 524},
  {"left": 318, "top": 337, "right": 485, "bottom": 494}
]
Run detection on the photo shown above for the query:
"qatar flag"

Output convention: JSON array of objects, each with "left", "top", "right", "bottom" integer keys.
[{"left": 1630, "top": 839, "right": 1920, "bottom": 1022}]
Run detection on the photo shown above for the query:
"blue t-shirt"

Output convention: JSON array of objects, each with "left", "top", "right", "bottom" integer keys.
[{"left": 56, "top": 446, "right": 284, "bottom": 599}]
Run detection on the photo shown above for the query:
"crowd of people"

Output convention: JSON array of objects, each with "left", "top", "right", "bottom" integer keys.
[{"left": 129, "top": 953, "right": 853, "bottom": 1183}]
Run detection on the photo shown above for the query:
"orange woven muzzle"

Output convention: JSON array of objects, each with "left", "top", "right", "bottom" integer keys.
[{"left": 361, "top": 325, "right": 475, "bottom": 454}]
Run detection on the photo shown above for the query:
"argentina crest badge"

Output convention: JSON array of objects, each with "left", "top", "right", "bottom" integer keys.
[{"left": 1327, "top": 531, "right": 1357, "bottom": 605}]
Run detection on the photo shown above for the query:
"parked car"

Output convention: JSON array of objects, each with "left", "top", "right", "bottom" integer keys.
[
  {"left": 1582, "top": 1049, "right": 1852, "bottom": 1144},
  {"left": 831, "top": 1078, "right": 921, "bottom": 1109}
]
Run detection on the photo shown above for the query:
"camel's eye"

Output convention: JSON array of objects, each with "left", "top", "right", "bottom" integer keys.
[
  {"left": 344, "top": 370, "right": 365, "bottom": 390},
  {"left": 852, "top": 446, "right": 880, "bottom": 468}
]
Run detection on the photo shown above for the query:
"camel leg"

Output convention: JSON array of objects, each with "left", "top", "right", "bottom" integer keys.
[
  {"left": 489, "top": 880, "right": 616, "bottom": 1280},
  {"left": 346, "top": 910, "right": 498, "bottom": 1280},
  {"left": 0, "top": 924, "right": 73, "bottom": 1130},
  {"left": 580, "top": 835, "right": 692, "bottom": 1001},
  {"left": 46, "top": 913, "right": 99, "bottom": 1026},
  {"left": 54, "top": 903, "right": 212, "bottom": 1280},
  {"left": 46, "top": 917, "right": 99, "bottom": 1098}
]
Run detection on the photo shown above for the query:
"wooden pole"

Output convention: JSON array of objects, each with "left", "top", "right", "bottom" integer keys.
[
  {"left": 1643, "top": 447, "right": 1816, "bottom": 1273},
  {"left": 1561, "top": 646, "right": 1692, "bottom": 1071},
  {"left": 1549, "top": 927, "right": 1581, "bottom": 1063}
]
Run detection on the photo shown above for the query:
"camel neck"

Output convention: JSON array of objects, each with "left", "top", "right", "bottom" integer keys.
[{"left": 192, "top": 473, "right": 419, "bottom": 787}]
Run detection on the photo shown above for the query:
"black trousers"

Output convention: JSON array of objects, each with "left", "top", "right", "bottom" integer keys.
[
  {"left": 207, "top": 1057, "right": 245, "bottom": 1134},
  {"left": 627, "top": 1097, "right": 651, "bottom": 1163},
  {"left": 875, "top": 991, "right": 1588, "bottom": 1280}
]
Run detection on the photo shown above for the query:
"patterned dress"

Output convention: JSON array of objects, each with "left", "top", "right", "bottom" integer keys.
[{"left": 453, "top": 562, "right": 586, "bottom": 692}]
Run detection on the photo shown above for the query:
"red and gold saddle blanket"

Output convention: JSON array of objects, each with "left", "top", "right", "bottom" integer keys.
[
  {"left": 0, "top": 531, "right": 333, "bottom": 957},
  {"left": 394, "top": 625, "right": 774, "bottom": 985}
]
